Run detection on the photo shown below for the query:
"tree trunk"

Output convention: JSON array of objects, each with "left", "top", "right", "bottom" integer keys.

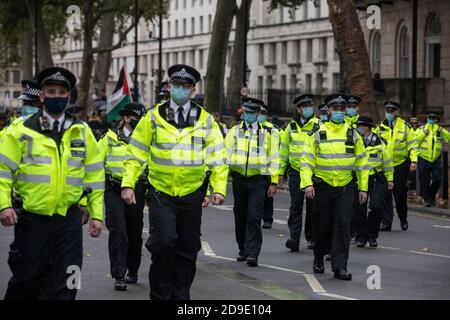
[
  {"left": 327, "top": 0, "right": 378, "bottom": 121},
  {"left": 228, "top": 0, "right": 252, "bottom": 109},
  {"left": 20, "top": 29, "right": 33, "bottom": 80},
  {"left": 205, "top": 0, "right": 237, "bottom": 113},
  {"left": 93, "top": 0, "right": 117, "bottom": 93},
  {"left": 25, "top": 0, "right": 54, "bottom": 73},
  {"left": 78, "top": 0, "right": 96, "bottom": 120}
]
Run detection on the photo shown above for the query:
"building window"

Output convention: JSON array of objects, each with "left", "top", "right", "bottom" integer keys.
[
  {"left": 176, "top": 0, "right": 178, "bottom": 10},
  {"left": 332, "top": 73, "right": 340, "bottom": 92},
  {"left": 316, "top": 73, "right": 323, "bottom": 93},
  {"left": 191, "top": 17, "right": 195, "bottom": 35},
  {"left": 208, "top": 14, "right": 212, "bottom": 32},
  {"left": 319, "top": 37, "right": 327, "bottom": 61},
  {"left": 167, "top": 21, "right": 171, "bottom": 37},
  {"left": 258, "top": 76, "right": 264, "bottom": 90},
  {"left": 289, "top": 7, "right": 296, "bottom": 21},
  {"left": 399, "top": 27, "right": 409, "bottom": 78},
  {"left": 290, "top": 75, "right": 297, "bottom": 90},
  {"left": 371, "top": 32, "right": 381, "bottom": 75},
  {"left": 259, "top": 44, "right": 264, "bottom": 65},
  {"left": 183, "top": 19, "right": 187, "bottom": 36},
  {"left": 200, "top": 16, "right": 204, "bottom": 33},
  {"left": 279, "top": 7, "right": 284, "bottom": 24},
  {"left": 303, "top": 1, "right": 308, "bottom": 20},
  {"left": 199, "top": 49, "right": 204, "bottom": 69},
  {"left": 295, "top": 40, "right": 301, "bottom": 62},
  {"left": 306, "top": 39, "right": 312, "bottom": 62},
  {"left": 13, "top": 70, "right": 21, "bottom": 84},
  {"left": 175, "top": 20, "right": 179, "bottom": 37},
  {"left": 425, "top": 13, "right": 441, "bottom": 78},
  {"left": 270, "top": 43, "right": 276, "bottom": 65},
  {"left": 183, "top": 0, "right": 186, "bottom": 9},
  {"left": 281, "top": 42, "right": 287, "bottom": 64},
  {"left": 315, "top": 0, "right": 321, "bottom": 18},
  {"left": 305, "top": 74, "right": 312, "bottom": 92},
  {"left": 281, "top": 75, "right": 287, "bottom": 89}
]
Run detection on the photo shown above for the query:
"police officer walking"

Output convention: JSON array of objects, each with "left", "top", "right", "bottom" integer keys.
[
  {"left": 121, "top": 64, "right": 228, "bottom": 300},
  {"left": 345, "top": 95, "right": 361, "bottom": 127},
  {"left": 280, "top": 94, "right": 319, "bottom": 252},
  {"left": 98, "top": 102, "right": 147, "bottom": 291},
  {"left": 0, "top": 67, "right": 104, "bottom": 300},
  {"left": 225, "top": 98, "right": 279, "bottom": 267},
  {"left": 374, "top": 101, "right": 418, "bottom": 231},
  {"left": 415, "top": 112, "right": 450, "bottom": 207},
  {"left": 259, "top": 104, "right": 279, "bottom": 230},
  {"left": 354, "top": 116, "right": 394, "bottom": 248},
  {"left": 18, "top": 80, "right": 41, "bottom": 117},
  {"left": 300, "top": 94, "right": 369, "bottom": 280}
]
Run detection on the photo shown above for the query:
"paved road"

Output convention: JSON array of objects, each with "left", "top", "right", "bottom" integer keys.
[{"left": 1, "top": 184, "right": 449, "bottom": 300}]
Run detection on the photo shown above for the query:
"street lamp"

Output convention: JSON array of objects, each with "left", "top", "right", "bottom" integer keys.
[{"left": 133, "top": 0, "right": 139, "bottom": 100}]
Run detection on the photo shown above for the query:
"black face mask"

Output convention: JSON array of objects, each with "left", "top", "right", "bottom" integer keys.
[{"left": 130, "top": 119, "right": 140, "bottom": 130}]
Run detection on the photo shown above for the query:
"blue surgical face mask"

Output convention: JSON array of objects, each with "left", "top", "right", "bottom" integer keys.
[
  {"left": 385, "top": 112, "right": 396, "bottom": 123},
  {"left": 243, "top": 112, "right": 257, "bottom": 125},
  {"left": 330, "top": 111, "right": 346, "bottom": 124},
  {"left": 302, "top": 106, "right": 314, "bottom": 119},
  {"left": 320, "top": 114, "right": 328, "bottom": 122},
  {"left": 257, "top": 114, "right": 266, "bottom": 123},
  {"left": 21, "top": 105, "right": 40, "bottom": 116},
  {"left": 427, "top": 118, "right": 437, "bottom": 125},
  {"left": 44, "top": 96, "right": 69, "bottom": 115},
  {"left": 346, "top": 107, "right": 358, "bottom": 117},
  {"left": 171, "top": 86, "right": 191, "bottom": 105}
]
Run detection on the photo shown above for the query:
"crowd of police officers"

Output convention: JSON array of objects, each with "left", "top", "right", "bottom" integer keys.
[{"left": 0, "top": 63, "right": 449, "bottom": 300}]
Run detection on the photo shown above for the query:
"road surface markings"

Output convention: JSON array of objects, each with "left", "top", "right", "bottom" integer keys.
[
  {"left": 211, "top": 205, "right": 233, "bottom": 211},
  {"left": 409, "top": 212, "right": 450, "bottom": 222},
  {"left": 201, "top": 241, "right": 217, "bottom": 257},
  {"left": 317, "top": 292, "right": 357, "bottom": 300},
  {"left": 273, "top": 219, "right": 288, "bottom": 225},
  {"left": 378, "top": 245, "right": 450, "bottom": 259},
  {"left": 433, "top": 225, "right": 450, "bottom": 229},
  {"left": 302, "top": 274, "right": 326, "bottom": 293}
]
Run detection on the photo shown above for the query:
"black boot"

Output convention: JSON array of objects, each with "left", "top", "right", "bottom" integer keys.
[
  {"left": 285, "top": 239, "right": 299, "bottom": 252},
  {"left": 333, "top": 270, "right": 352, "bottom": 280},
  {"left": 114, "top": 278, "right": 127, "bottom": 291}
]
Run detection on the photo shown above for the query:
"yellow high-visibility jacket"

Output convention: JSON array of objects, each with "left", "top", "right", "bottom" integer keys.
[
  {"left": 345, "top": 114, "right": 359, "bottom": 127},
  {"left": 122, "top": 101, "right": 229, "bottom": 197},
  {"left": 363, "top": 133, "right": 394, "bottom": 182},
  {"left": 225, "top": 121, "right": 280, "bottom": 184},
  {"left": 374, "top": 117, "right": 418, "bottom": 167},
  {"left": 98, "top": 129, "right": 130, "bottom": 180},
  {"left": 300, "top": 121, "right": 369, "bottom": 192},
  {"left": 415, "top": 124, "right": 450, "bottom": 163},
  {"left": 279, "top": 117, "right": 320, "bottom": 174},
  {"left": 0, "top": 113, "right": 105, "bottom": 220}
]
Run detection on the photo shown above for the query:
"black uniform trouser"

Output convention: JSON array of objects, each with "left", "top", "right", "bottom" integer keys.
[
  {"left": 232, "top": 173, "right": 269, "bottom": 257},
  {"left": 146, "top": 185, "right": 205, "bottom": 300},
  {"left": 105, "top": 181, "right": 145, "bottom": 279},
  {"left": 4, "top": 205, "right": 82, "bottom": 300},
  {"left": 350, "top": 184, "right": 359, "bottom": 236},
  {"left": 262, "top": 194, "right": 274, "bottom": 224},
  {"left": 287, "top": 169, "right": 314, "bottom": 243},
  {"left": 355, "top": 175, "right": 387, "bottom": 241},
  {"left": 314, "top": 182, "right": 355, "bottom": 272},
  {"left": 382, "top": 160, "right": 410, "bottom": 226},
  {"left": 418, "top": 157, "right": 442, "bottom": 204}
]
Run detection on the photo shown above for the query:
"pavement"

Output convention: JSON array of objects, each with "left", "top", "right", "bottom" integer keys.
[{"left": 1, "top": 184, "right": 449, "bottom": 300}]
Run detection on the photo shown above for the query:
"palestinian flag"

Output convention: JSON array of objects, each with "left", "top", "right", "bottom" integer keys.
[{"left": 106, "top": 66, "right": 132, "bottom": 122}]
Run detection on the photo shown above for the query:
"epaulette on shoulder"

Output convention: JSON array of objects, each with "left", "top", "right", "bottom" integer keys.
[
  {"left": 263, "top": 126, "right": 272, "bottom": 134},
  {"left": 405, "top": 121, "right": 413, "bottom": 129},
  {"left": 307, "top": 123, "right": 320, "bottom": 136}
]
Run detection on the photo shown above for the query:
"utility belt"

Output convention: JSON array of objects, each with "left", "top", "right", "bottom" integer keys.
[
  {"left": 146, "top": 171, "right": 211, "bottom": 207},
  {"left": 312, "top": 176, "right": 356, "bottom": 193},
  {"left": 370, "top": 171, "right": 387, "bottom": 183}
]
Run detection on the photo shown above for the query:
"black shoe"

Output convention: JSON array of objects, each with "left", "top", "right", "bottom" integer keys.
[
  {"left": 400, "top": 219, "right": 409, "bottom": 231},
  {"left": 114, "top": 278, "right": 127, "bottom": 291},
  {"left": 313, "top": 259, "right": 324, "bottom": 273},
  {"left": 246, "top": 256, "right": 258, "bottom": 267},
  {"left": 306, "top": 241, "right": 315, "bottom": 249},
  {"left": 379, "top": 223, "right": 391, "bottom": 232},
  {"left": 125, "top": 273, "right": 138, "bottom": 284},
  {"left": 368, "top": 239, "right": 378, "bottom": 248},
  {"left": 262, "top": 221, "right": 272, "bottom": 229},
  {"left": 350, "top": 233, "right": 357, "bottom": 242},
  {"left": 333, "top": 270, "right": 352, "bottom": 281},
  {"left": 237, "top": 252, "right": 247, "bottom": 262},
  {"left": 285, "top": 239, "right": 299, "bottom": 252},
  {"left": 324, "top": 254, "right": 332, "bottom": 261},
  {"left": 424, "top": 202, "right": 432, "bottom": 208},
  {"left": 356, "top": 240, "right": 366, "bottom": 248}
]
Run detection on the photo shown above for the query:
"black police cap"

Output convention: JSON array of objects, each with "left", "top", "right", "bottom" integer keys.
[
  {"left": 348, "top": 95, "right": 361, "bottom": 105},
  {"left": 384, "top": 101, "right": 401, "bottom": 109},
  {"left": 37, "top": 67, "right": 76, "bottom": 91},
  {"left": 18, "top": 80, "right": 40, "bottom": 101},
  {"left": 293, "top": 94, "right": 313, "bottom": 106},
  {"left": 119, "top": 102, "right": 147, "bottom": 118},
  {"left": 168, "top": 64, "right": 201, "bottom": 85},
  {"left": 324, "top": 94, "right": 348, "bottom": 107},
  {"left": 356, "top": 115, "right": 375, "bottom": 127},
  {"left": 426, "top": 111, "right": 440, "bottom": 117},
  {"left": 242, "top": 97, "right": 264, "bottom": 112}
]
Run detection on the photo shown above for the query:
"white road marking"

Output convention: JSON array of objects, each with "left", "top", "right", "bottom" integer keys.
[
  {"left": 408, "top": 251, "right": 450, "bottom": 259},
  {"left": 273, "top": 219, "right": 288, "bottom": 225},
  {"left": 409, "top": 212, "right": 450, "bottom": 222},
  {"left": 302, "top": 274, "right": 326, "bottom": 293},
  {"left": 143, "top": 228, "right": 149, "bottom": 233},
  {"left": 201, "top": 241, "right": 216, "bottom": 256},
  {"left": 274, "top": 208, "right": 290, "bottom": 212},
  {"left": 317, "top": 292, "right": 357, "bottom": 300},
  {"left": 433, "top": 225, "right": 450, "bottom": 229},
  {"left": 211, "top": 205, "right": 233, "bottom": 211}
]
